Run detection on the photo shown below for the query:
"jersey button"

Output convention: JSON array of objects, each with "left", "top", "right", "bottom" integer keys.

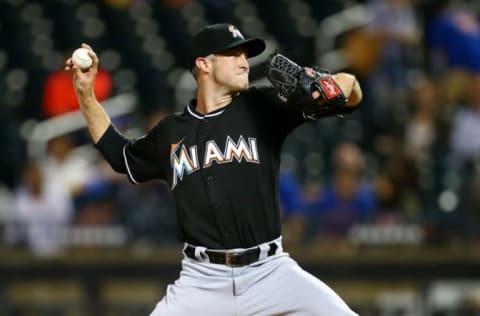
[
  {"left": 213, "top": 202, "right": 220, "bottom": 209},
  {"left": 223, "top": 229, "right": 230, "bottom": 237},
  {"left": 206, "top": 175, "right": 213, "bottom": 181}
]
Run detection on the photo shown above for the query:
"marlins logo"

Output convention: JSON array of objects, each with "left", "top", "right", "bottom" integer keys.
[
  {"left": 170, "top": 136, "right": 259, "bottom": 189},
  {"left": 228, "top": 25, "right": 244, "bottom": 39}
]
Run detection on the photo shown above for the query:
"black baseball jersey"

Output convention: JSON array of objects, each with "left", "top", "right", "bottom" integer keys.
[{"left": 96, "top": 87, "right": 322, "bottom": 249}]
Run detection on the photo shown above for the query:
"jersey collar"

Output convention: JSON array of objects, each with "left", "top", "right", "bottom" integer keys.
[{"left": 186, "top": 100, "right": 226, "bottom": 120}]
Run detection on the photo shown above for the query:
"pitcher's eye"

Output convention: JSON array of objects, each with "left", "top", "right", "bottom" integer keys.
[{"left": 220, "top": 48, "right": 248, "bottom": 58}]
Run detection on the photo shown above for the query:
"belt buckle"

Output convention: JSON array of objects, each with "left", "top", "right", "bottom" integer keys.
[{"left": 225, "top": 252, "right": 243, "bottom": 267}]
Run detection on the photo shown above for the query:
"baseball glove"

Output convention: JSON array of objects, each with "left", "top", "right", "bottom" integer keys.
[{"left": 266, "top": 53, "right": 349, "bottom": 115}]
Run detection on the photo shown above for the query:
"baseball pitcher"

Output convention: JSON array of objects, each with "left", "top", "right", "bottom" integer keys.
[{"left": 66, "top": 23, "right": 361, "bottom": 316}]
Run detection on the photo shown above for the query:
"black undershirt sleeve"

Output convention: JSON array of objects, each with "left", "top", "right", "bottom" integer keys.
[
  {"left": 94, "top": 124, "right": 128, "bottom": 174},
  {"left": 253, "top": 87, "right": 307, "bottom": 135}
]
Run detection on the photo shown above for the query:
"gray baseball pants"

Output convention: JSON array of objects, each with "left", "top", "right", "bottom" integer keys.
[{"left": 150, "top": 238, "right": 358, "bottom": 316}]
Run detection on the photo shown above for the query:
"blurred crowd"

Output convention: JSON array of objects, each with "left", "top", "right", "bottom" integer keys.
[{"left": 1, "top": 0, "right": 480, "bottom": 258}]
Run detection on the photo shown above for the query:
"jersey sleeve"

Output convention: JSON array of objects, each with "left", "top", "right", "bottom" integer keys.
[
  {"left": 94, "top": 122, "right": 170, "bottom": 184},
  {"left": 253, "top": 86, "right": 354, "bottom": 137},
  {"left": 122, "top": 125, "right": 166, "bottom": 183},
  {"left": 94, "top": 124, "right": 129, "bottom": 173},
  {"left": 253, "top": 87, "right": 311, "bottom": 137},
  {"left": 95, "top": 122, "right": 166, "bottom": 184}
]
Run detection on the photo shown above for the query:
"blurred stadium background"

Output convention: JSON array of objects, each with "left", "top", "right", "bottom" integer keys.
[{"left": 1, "top": 0, "right": 480, "bottom": 315}]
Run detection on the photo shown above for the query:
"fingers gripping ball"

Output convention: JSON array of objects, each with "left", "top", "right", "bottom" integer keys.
[
  {"left": 266, "top": 53, "right": 348, "bottom": 114},
  {"left": 72, "top": 48, "right": 93, "bottom": 70}
]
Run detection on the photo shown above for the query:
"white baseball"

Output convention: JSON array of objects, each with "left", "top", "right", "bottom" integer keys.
[{"left": 72, "top": 48, "right": 93, "bottom": 69}]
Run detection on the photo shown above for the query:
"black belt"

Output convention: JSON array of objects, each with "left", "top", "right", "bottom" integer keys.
[{"left": 184, "top": 242, "right": 278, "bottom": 267}]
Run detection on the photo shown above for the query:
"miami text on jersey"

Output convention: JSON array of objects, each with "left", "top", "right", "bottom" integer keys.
[{"left": 170, "top": 135, "right": 260, "bottom": 189}]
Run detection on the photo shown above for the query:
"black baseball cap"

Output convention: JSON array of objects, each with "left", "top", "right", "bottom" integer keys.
[{"left": 190, "top": 23, "right": 266, "bottom": 69}]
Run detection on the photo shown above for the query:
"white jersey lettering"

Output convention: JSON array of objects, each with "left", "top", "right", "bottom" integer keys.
[
  {"left": 224, "top": 135, "right": 259, "bottom": 164},
  {"left": 204, "top": 140, "right": 225, "bottom": 167},
  {"left": 171, "top": 142, "right": 199, "bottom": 189},
  {"left": 171, "top": 135, "right": 260, "bottom": 188}
]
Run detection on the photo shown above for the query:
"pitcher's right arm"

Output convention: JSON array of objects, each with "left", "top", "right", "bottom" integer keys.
[{"left": 65, "top": 43, "right": 128, "bottom": 173}]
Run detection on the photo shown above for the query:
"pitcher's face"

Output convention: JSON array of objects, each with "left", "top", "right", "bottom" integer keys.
[{"left": 211, "top": 48, "right": 250, "bottom": 93}]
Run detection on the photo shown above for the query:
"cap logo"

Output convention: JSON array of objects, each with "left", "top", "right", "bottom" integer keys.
[{"left": 228, "top": 25, "right": 244, "bottom": 39}]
